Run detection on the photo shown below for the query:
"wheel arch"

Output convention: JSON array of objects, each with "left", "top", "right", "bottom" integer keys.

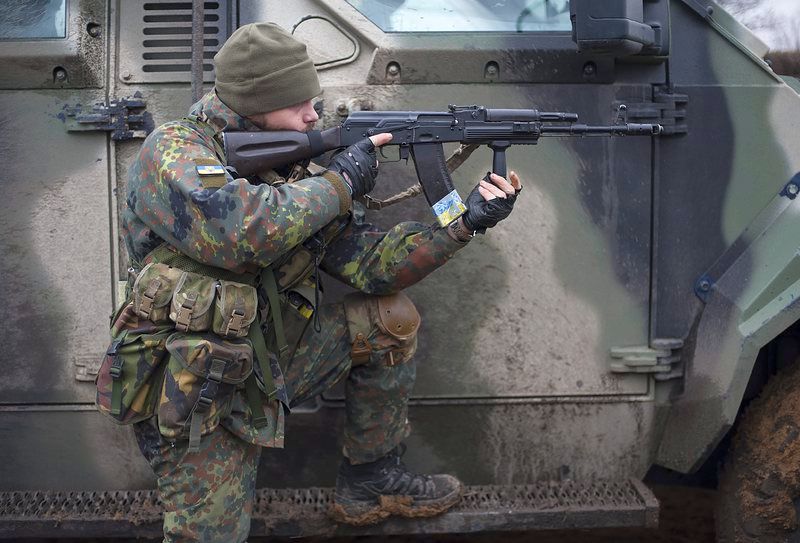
[{"left": 657, "top": 173, "right": 800, "bottom": 473}]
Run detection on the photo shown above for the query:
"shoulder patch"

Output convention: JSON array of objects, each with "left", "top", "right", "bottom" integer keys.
[
  {"left": 196, "top": 164, "right": 226, "bottom": 175},
  {"left": 194, "top": 158, "right": 227, "bottom": 188}
]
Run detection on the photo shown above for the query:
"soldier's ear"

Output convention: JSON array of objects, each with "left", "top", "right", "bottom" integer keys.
[{"left": 246, "top": 112, "right": 270, "bottom": 130}]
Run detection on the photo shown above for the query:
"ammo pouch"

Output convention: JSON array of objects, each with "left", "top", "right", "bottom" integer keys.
[
  {"left": 169, "top": 270, "right": 216, "bottom": 332},
  {"left": 133, "top": 262, "right": 259, "bottom": 338},
  {"left": 158, "top": 332, "right": 254, "bottom": 451},
  {"left": 98, "top": 256, "right": 266, "bottom": 443},
  {"left": 96, "top": 303, "right": 171, "bottom": 424},
  {"left": 344, "top": 292, "right": 421, "bottom": 367},
  {"left": 212, "top": 280, "right": 258, "bottom": 338},
  {"left": 132, "top": 262, "right": 183, "bottom": 324}
]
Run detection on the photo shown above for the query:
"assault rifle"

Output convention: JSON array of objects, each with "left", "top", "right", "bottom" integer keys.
[{"left": 223, "top": 105, "right": 662, "bottom": 227}]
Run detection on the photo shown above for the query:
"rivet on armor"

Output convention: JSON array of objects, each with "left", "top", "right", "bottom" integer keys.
[
  {"left": 53, "top": 67, "right": 68, "bottom": 83},
  {"left": 86, "top": 22, "right": 102, "bottom": 38}
]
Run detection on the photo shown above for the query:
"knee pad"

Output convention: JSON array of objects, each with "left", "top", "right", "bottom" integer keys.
[{"left": 343, "top": 292, "right": 421, "bottom": 367}]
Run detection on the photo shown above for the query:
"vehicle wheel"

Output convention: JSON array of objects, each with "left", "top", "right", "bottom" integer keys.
[{"left": 716, "top": 358, "right": 800, "bottom": 542}]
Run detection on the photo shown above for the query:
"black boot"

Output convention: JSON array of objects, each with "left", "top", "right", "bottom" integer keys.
[{"left": 329, "top": 445, "right": 463, "bottom": 526}]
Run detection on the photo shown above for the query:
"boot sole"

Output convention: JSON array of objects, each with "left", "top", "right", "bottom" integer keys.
[{"left": 329, "top": 481, "right": 464, "bottom": 526}]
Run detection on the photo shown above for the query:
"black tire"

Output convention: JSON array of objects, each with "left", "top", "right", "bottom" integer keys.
[{"left": 716, "top": 359, "right": 800, "bottom": 542}]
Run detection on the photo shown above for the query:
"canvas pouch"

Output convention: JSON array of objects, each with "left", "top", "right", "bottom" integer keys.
[
  {"left": 157, "top": 332, "right": 254, "bottom": 451},
  {"left": 212, "top": 280, "right": 258, "bottom": 338},
  {"left": 132, "top": 262, "right": 183, "bottom": 324},
  {"left": 96, "top": 303, "right": 171, "bottom": 424},
  {"left": 169, "top": 271, "right": 217, "bottom": 332}
]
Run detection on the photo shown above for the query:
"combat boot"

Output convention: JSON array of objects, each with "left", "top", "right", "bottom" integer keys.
[{"left": 329, "top": 444, "right": 463, "bottom": 526}]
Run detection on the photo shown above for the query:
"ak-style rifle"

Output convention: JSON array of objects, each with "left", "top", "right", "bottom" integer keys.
[{"left": 223, "top": 104, "right": 662, "bottom": 226}]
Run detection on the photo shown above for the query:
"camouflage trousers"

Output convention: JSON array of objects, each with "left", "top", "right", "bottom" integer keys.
[{"left": 134, "top": 297, "right": 417, "bottom": 543}]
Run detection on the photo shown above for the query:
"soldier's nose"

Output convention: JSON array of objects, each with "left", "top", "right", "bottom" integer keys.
[{"left": 303, "top": 102, "right": 319, "bottom": 124}]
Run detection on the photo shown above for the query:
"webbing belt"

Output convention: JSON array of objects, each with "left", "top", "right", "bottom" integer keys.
[
  {"left": 261, "top": 267, "right": 289, "bottom": 365},
  {"left": 108, "top": 334, "right": 126, "bottom": 417},
  {"left": 246, "top": 312, "right": 274, "bottom": 429},
  {"left": 187, "top": 357, "right": 226, "bottom": 452}
]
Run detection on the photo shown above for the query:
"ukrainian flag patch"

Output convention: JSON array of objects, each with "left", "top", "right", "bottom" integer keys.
[{"left": 196, "top": 164, "right": 226, "bottom": 175}]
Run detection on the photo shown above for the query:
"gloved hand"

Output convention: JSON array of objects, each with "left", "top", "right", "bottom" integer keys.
[
  {"left": 327, "top": 139, "right": 380, "bottom": 198},
  {"left": 462, "top": 172, "right": 522, "bottom": 234}
]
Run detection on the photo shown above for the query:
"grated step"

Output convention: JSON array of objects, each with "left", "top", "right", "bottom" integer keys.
[{"left": 0, "top": 479, "right": 658, "bottom": 538}]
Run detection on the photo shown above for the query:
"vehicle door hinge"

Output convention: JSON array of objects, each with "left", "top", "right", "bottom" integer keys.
[
  {"left": 610, "top": 338, "right": 683, "bottom": 380},
  {"left": 615, "top": 88, "right": 688, "bottom": 136},
  {"left": 62, "top": 91, "right": 153, "bottom": 141}
]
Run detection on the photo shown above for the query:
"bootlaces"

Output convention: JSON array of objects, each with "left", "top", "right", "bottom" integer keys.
[{"left": 378, "top": 444, "right": 435, "bottom": 496}]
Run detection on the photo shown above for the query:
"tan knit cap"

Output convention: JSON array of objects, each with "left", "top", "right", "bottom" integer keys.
[{"left": 214, "top": 23, "right": 321, "bottom": 116}]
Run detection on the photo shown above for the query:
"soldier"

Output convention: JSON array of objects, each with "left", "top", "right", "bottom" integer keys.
[{"left": 119, "top": 22, "right": 522, "bottom": 542}]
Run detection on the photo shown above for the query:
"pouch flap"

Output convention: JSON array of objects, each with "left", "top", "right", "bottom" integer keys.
[
  {"left": 275, "top": 248, "right": 314, "bottom": 291},
  {"left": 96, "top": 304, "right": 172, "bottom": 425},
  {"left": 165, "top": 332, "right": 253, "bottom": 385},
  {"left": 132, "top": 263, "right": 183, "bottom": 320},
  {"left": 214, "top": 280, "right": 258, "bottom": 337},
  {"left": 170, "top": 271, "right": 217, "bottom": 332}
]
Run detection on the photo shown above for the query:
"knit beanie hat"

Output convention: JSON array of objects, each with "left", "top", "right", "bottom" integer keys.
[{"left": 214, "top": 23, "right": 321, "bottom": 116}]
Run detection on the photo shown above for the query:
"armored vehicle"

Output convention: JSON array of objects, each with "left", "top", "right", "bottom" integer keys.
[{"left": 1, "top": 0, "right": 799, "bottom": 540}]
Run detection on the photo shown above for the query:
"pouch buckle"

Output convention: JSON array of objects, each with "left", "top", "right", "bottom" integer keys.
[
  {"left": 350, "top": 332, "right": 372, "bottom": 365},
  {"left": 225, "top": 296, "right": 247, "bottom": 336},
  {"left": 225, "top": 308, "right": 246, "bottom": 336},
  {"left": 139, "top": 279, "right": 162, "bottom": 319},
  {"left": 106, "top": 337, "right": 123, "bottom": 357},
  {"left": 196, "top": 358, "right": 226, "bottom": 411},
  {"left": 108, "top": 339, "right": 125, "bottom": 380},
  {"left": 175, "top": 292, "right": 198, "bottom": 332},
  {"left": 196, "top": 382, "right": 217, "bottom": 411}
]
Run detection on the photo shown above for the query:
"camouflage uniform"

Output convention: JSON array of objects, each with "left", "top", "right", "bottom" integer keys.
[{"left": 122, "top": 90, "right": 468, "bottom": 542}]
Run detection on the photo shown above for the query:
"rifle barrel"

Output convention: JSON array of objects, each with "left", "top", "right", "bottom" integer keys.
[{"left": 541, "top": 123, "right": 662, "bottom": 136}]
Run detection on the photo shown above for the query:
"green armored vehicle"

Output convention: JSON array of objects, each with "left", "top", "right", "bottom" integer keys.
[{"left": 1, "top": 0, "right": 799, "bottom": 540}]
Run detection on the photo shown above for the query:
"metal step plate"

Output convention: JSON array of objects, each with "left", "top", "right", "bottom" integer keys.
[{"left": 0, "top": 479, "right": 658, "bottom": 538}]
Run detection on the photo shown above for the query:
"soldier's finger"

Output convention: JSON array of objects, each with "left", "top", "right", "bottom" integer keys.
[
  {"left": 478, "top": 185, "right": 496, "bottom": 201},
  {"left": 489, "top": 173, "right": 516, "bottom": 196},
  {"left": 369, "top": 133, "right": 393, "bottom": 147},
  {"left": 480, "top": 179, "right": 507, "bottom": 199},
  {"left": 489, "top": 173, "right": 515, "bottom": 195},
  {"left": 509, "top": 171, "right": 522, "bottom": 191}
]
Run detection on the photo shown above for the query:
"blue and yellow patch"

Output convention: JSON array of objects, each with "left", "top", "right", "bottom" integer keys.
[
  {"left": 196, "top": 164, "right": 226, "bottom": 176},
  {"left": 194, "top": 159, "right": 227, "bottom": 188},
  {"left": 432, "top": 189, "right": 467, "bottom": 227}
]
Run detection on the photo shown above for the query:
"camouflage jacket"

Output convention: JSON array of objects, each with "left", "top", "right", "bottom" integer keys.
[{"left": 121, "top": 90, "right": 469, "bottom": 447}]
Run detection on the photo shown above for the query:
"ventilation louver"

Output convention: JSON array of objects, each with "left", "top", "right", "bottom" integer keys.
[{"left": 118, "top": 1, "right": 231, "bottom": 84}]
